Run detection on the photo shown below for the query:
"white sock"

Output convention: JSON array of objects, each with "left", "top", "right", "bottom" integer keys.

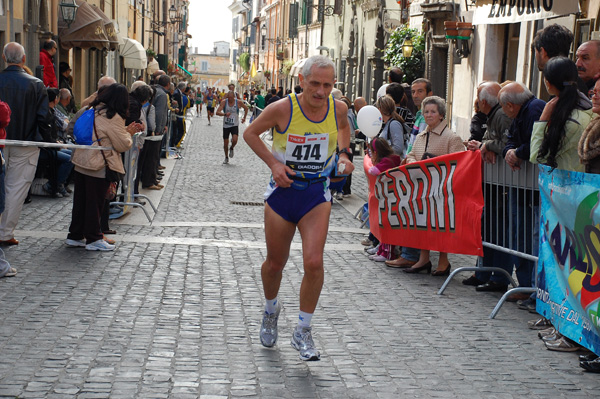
[
  {"left": 265, "top": 297, "right": 278, "bottom": 314},
  {"left": 297, "top": 311, "right": 313, "bottom": 329}
]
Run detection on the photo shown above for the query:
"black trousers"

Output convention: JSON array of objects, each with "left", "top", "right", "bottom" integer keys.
[
  {"left": 170, "top": 118, "right": 184, "bottom": 147},
  {"left": 68, "top": 171, "right": 109, "bottom": 244},
  {"left": 139, "top": 140, "right": 160, "bottom": 188}
]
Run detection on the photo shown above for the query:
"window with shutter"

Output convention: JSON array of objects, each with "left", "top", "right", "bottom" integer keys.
[
  {"left": 333, "top": 0, "right": 342, "bottom": 15},
  {"left": 317, "top": 0, "right": 324, "bottom": 23},
  {"left": 289, "top": 3, "right": 299, "bottom": 38}
]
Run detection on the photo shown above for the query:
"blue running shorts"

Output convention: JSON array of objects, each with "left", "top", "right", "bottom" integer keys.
[{"left": 266, "top": 179, "right": 331, "bottom": 224}]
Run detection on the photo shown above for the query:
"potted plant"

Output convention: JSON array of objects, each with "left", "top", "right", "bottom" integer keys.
[
  {"left": 146, "top": 48, "right": 157, "bottom": 60},
  {"left": 277, "top": 51, "right": 284, "bottom": 60},
  {"left": 457, "top": 22, "right": 473, "bottom": 38},
  {"left": 282, "top": 59, "right": 294, "bottom": 76},
  {"left": 264, "top": 70, "right": 271, "bottom": 80},
  {"left": 444, "top": 21, "right": 459, "bottom": 37}
]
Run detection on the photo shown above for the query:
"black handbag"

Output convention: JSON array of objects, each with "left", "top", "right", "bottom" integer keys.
[{"left": 421, "top": 131, "right": 436, "bottom": 160}]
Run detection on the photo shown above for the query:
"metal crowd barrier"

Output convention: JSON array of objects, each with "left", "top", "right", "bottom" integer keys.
[
  {"left": 252, "top": 105, "right": 263, "bottom": 121},
  {"left": 0, "top": 139, "right": 112, "bottom": 150},
  {"left": 163, "top": 110, "right": 185, "bottom": 159},
  {"left": 109, "top": 132, "right": 157, "bottom": 222},
  {"left": 438, "top": 158, "right": 539, "bottom": 319}
]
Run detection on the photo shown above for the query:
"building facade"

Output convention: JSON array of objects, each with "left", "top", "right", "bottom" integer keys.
[
  {"left": 188, "top": 46, "right": 230, "bottom": 92},
  {"left": 0, "top": 0, "right": 190, "bottom": 108},
  {"left": 225, "top": 0, "right": 597, "bottom": 143}
]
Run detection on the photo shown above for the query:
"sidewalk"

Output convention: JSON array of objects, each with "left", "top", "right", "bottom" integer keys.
[{"left": 0, "top": 112, "right": 598, "bottom": 398}]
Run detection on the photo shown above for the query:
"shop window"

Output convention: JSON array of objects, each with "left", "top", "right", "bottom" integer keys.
[{"left": 574, "top": 19, "right": 595, "bottom": 50}]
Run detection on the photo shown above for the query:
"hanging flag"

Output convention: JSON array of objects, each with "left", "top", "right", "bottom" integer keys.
[{"left": 251, "top": 61, "right": 257, "bottom": 78}]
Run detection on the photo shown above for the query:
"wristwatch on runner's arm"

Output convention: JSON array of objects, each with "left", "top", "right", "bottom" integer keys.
[{"left": 339, "top": 147, "right": 352, "bottom": 158}]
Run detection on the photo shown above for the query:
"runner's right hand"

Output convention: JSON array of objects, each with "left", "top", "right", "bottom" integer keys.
[{"left": 270, "top": 163, "right": 295, "bottom": 188}]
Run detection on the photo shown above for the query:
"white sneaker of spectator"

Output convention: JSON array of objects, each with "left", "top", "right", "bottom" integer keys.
[{"left": 85, "top": 239, "right": 115, "bottom": 251}]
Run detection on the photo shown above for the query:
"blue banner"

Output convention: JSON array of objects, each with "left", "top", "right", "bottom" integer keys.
[{"left": 537, "top": 165, "right": 600, "bottom": 355}]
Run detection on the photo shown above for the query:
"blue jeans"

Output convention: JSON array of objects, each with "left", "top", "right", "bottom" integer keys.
[
  {"left": 508, "top": 188, "right": 538, "bottom": 287},
  {"left": 401, "top": 247, "right": 420, "bottom": 262},
  {"left": 39, "top": 149, "right": 73, "bottom": 188}
]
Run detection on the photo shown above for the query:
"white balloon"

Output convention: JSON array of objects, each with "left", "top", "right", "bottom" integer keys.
[
  {"left": 356, "top": 105, "right": 383, "bottom": 138},
  {"left": 376, "top": 84, "right": 389, "bottom": 99}
]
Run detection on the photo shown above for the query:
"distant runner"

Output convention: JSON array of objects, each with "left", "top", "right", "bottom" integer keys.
[{"left": 216, "top": 90, "right": 248, "bottom": 164}]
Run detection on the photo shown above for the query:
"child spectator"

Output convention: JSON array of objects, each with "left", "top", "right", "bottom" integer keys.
[{"left": 367, "top": 138, "right": 402, "bottom": 262}]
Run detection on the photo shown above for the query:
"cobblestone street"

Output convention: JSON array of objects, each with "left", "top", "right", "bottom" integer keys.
[{"left": 0, "top": 113, "right": 598, "bottom": 398}]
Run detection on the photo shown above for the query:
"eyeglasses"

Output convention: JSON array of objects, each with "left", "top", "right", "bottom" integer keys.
[{"left": 589, "top": 89, "right": 600, "bottom": 98}]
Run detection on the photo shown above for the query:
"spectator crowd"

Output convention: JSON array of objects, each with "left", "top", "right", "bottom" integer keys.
[{"left": 324, "top": 24, "right": 600, "bottom": 373}]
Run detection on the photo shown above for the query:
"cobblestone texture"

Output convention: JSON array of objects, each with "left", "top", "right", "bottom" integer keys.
[{"left": 0, "top": 113, "right": 598, "bottom": 398}]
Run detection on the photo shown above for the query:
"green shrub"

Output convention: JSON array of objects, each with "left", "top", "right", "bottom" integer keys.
[{"left": 383, "top": 25, "right": 425, "bottom": 84}]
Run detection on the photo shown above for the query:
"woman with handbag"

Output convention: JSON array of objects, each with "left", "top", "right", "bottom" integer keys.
[
  {"left": 403, "top": 96, "right": 465, "bottom": 275},
  {"left": 65, "top": 84, "right": 140, "bottom": 251},
  {"left": 375, "top": 95, "right": 408, "bottom": 157}
]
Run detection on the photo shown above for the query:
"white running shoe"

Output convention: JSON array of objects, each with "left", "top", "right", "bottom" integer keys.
[
  {"left": 85, "top": 239, "right": 115, "bottom": 251},
  {"left": 223, "top": 157, "right": 229, "bottom": 164},
  {"left": 260, "top": 302, "right": 281, "bottom": 347},
  {"left": 65, "top": 238, "right": 86, "bottom": 248},
  {"left": 370, "top": 255, "right": 388, "bottom": 262},
  {"left": 366, "top": 245, "right": 380, "bottom": 255},
  {"left": 291, "top": 326, "right": 320, "bottom": 361}
]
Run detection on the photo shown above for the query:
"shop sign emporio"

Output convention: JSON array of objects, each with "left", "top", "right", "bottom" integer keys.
[{"left": 473, "top": 0, "right": 580, "bottom": 25}]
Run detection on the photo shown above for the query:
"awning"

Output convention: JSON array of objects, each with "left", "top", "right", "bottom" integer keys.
[
  {"left": 177, "top": 64, "right": 193, "bottom": 77},
  {"left": 119, "top": 38, "right": 147, "bottom": 70},
  {"left": 473, "top": 0, "right": 580, "bottom": 25},
  {"left": 58, "top": 0, "right": 109, "bottom": 50},
  {"left": 290, "top": 58, "right": 307, "bottom": 77},
  {"left": 90, "top": 4, "right": 119, "bottom": 51}
]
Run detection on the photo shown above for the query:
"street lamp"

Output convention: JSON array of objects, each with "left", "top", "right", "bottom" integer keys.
[
  {"left": 169, "top": 4, "right": 182, "bottom": 24},
  {"left": 59, "top": 0, "right": 79, "bottom": 27},
  {"left": 402, "top": 37, "right": 414, "bottom": 58}
]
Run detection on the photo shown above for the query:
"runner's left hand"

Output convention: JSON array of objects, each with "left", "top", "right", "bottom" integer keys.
[{"left": 337, "top": 154, "right": 355, "bottom": 175}]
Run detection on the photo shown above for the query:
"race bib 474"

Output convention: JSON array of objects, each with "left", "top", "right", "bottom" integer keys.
[{"left": 285, "top": 133, "right": 329, "bottom": 173}]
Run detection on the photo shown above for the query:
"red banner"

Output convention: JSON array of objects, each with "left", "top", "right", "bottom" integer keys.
[{"left": 366, "top": 151, "right": 484, "bottom": 256}]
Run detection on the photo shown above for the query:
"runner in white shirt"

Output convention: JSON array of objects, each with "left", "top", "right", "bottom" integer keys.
[{"left": 216, "top": 91, "right": 248, "bottom": 164}]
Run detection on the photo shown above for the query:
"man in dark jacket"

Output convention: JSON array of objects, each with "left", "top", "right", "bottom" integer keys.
[
  {"left": 170, "top": 82, "right": 186, "bottom": 147},
  {"left": 143, "top": 74, "right": 171, "bottom": 189},
  {"left": 499, "top": 82, "right": 545, "bottom": 298},
  {"left": 500, "top": 82, "right": 546, "bottom": 169},
  {"left": 466, "top": 82, "right": 515, "bottom": 291},
  {"left": 0, "top": 42, "right": 51, "bottom": 245}
]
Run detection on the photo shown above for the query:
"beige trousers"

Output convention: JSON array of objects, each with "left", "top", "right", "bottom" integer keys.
[{"left": 0, "top": 146, "right": 39, "bottom": 240}]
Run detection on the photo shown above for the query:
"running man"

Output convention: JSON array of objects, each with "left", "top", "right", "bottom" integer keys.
[
  {"left": 216, "top": 90, "right": 248, "bottom": 164},
  {"left": 243, "top": 55, "right": 354, "bottom": 360},
  {"left": 227, "top": 83, "right": 241, "bottom": 99},
  {"left": 195, "top": 89, "right": 203, "bottom": 117},
  {"left": 204, "top": 88, "right": 215, "bottom": 125}
]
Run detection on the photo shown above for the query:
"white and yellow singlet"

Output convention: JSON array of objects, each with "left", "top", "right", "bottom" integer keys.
[{"left": 271, "top": 93, "right": 338, "bottom": 180}]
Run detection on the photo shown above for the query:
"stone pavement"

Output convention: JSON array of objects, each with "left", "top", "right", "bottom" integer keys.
[{"left": 0, "top": 111, "right": 599, "bottom": 398}]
